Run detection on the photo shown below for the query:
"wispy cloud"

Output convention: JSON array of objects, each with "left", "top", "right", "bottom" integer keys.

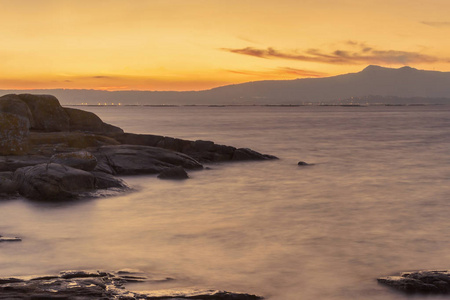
[
  {"left": 91, "top": 75, "right": 114, "bottom": 79},
  {"left": 421, "top": 21, "right": 450, "bottom": 28},
  {"left": 222, "top": 43, "right": 446, "bottom": 65},
  {"left": 226, "top": 67, "right": 327, "bottom": 78}
]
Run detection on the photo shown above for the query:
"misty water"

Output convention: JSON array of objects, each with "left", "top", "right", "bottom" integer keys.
[{"left": 1, "top": 105, "right": 450, "bottom": 300}]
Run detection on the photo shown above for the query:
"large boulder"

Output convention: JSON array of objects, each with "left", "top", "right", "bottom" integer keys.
[
  {"left": 93, "top": 145, "right": 203, "bottom": 175},
  {"left": 0, "top": 94, "right": 33, "bottom": 128},
  {"left": 13, "top": 163, "right": 96, "bottom": 200},
  {"left": 50, "top": 151, "right": 97, "bottom": 171},
  {"left": 64, "top": 107, "right": 124, "bottom": 136},
  {"left": 17, "top": 94, "right": 70, "bottom": 132},
  {"left": 0, "top": 112, "right": 29, "bottom": 155}
]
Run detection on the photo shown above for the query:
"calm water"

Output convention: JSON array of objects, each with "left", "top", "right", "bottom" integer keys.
[{"left": 1, "top": 105, "right": 450, "bottom": 300}]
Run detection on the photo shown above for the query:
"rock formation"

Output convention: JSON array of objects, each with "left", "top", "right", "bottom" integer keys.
[
  {"left": 0, "top": 93, "right": 277, "bottom": 200},
  {"left": 378, "top": 270, "right": 450, "bottom": 294},
  {"left": 0, "top": 269, "right": 262, "bottom": 299}
]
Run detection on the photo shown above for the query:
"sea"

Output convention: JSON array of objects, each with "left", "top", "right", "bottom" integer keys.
[{"left": 1, "top": 104, "right": 450, "bottom": 300}]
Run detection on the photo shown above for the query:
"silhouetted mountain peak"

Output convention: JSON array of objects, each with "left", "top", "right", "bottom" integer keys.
[
  {"left": 361, "top": 65, "right": 418, "bottom": 74},
  {"left": 361, "top": 65, "right": 386, "bottom": 72}
]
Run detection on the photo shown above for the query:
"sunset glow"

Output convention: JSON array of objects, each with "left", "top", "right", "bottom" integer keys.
[{"left": 2, "top": 0, "right": 450, "bottom": 91}]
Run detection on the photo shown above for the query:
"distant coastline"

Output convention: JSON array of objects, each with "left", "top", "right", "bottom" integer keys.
[{"left": 2, "top": 66, "right": 450, "bottom": 106}]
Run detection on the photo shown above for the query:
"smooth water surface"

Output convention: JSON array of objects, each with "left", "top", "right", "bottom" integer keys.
[{"left": 1, "top": 105, "right": 450, "bottom": 300}]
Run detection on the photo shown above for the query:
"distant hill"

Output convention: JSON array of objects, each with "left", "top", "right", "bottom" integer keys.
[{"left": 2, "top": 65, "right": 450, "bottom": 105}]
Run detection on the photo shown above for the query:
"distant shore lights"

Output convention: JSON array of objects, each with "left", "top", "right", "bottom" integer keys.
[{"left": 92, "top": 102, "right": 122, "bottom": 106}]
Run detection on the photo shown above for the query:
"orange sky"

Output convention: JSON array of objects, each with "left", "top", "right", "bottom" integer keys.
[{"left": 1, "top": 0, "right": 450, "bottom": 91}]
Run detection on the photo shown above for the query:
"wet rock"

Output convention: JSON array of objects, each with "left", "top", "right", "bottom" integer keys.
[
  {"left": 0, "top": 112, "right": 29, "bottom": 155},
  {"left": 64, "top": 107, "right": 124, "bottom": 136},
  {"left": 0, "top": 235, "right": 21, "bottom": 242},
  {"left": 17, "top": 94, "right": 71, "bottom": 132},
  {"left": 93, "top": 145, "right": 203, "bottom": 175},
  {"left": 0, "top": 270, "right": 263, "bottom": 300},
  {"left": 377, "top": 270, "right": 450, "bottom": 294},
  {"left": 91, "top": 171, "right": 129, "bottom": 190},
  {"left": 115, "top": 133, "right": 277, "bottom": 163},
  {"left": 50, "top": 150, "right": 98, "bottom": 171},
  {"left": 232, "top": 148, "right": 276, "bottom": 161},
  {"left": 13, "top": 163, "right": 96, "bottom": 200},
  {"left": 298, "top": 161, "right": 312, "bottom": 166},
  {"left": 158, "top": 166, "right": 189, "bottom": 180}
]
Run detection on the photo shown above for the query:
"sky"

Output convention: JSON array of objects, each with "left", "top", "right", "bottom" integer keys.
[{"left": 1, "top": 0, "right": 450, "bottom": 91}]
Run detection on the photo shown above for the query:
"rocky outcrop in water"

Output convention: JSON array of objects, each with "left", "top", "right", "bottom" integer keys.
[
  {"left": 0, "top": 235, "right": 21, "bottom": 242},
  {"left": 0, "top": 93, "right": 277, "bottom": 200},
  {"left": 0, "top": 269, "right": 262, "bottom": 299},
  {"left": 116, "top": 133, "right": 277, "bottom": 163},
  {"left": 378, "top": 270, "right": 450, "bottom": 294}
]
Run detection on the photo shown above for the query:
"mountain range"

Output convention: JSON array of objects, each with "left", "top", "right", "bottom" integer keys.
[{"left": 2, "top": 65, "right": 450, "bottom": 105}]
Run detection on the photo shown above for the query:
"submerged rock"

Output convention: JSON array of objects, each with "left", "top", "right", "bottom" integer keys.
[
  {"left": 378, "top": 270, "right": 450, "bottom": 294},
  {"left": 158, "top": 166, "right": 189, "bottom": 180},
  {"left": 0, "top": 269, "right": 263, "bottom": 299}
]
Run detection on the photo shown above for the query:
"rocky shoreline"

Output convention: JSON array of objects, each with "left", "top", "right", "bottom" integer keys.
[
  {"left": 0, "top": 94, "right": 277, "bottom": 201},
  {"left": 0, "top": 269, "right": 262, "bottom": 299},
  {"left": 0, "top": 93, "right": 274, "bottom": 299}
]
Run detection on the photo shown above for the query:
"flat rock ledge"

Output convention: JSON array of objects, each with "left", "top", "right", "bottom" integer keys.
[
  {"left": 377, "top": 270, "right": 450, "bottom": 294},
  {"left": 0, "top": 270, "right": 263, "bottom": 300}
]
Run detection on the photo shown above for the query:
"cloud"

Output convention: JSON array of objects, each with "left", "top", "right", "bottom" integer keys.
[
  {"left": 222, "top": 43, "right": 446, "bottom": 65},
  {"left": 421, "top": 21, "right": 450, "bottom": 27},
  {"left": 92, "top": 75, "right": 114, "bottom": 79},
  {"left": 226, "top": 67, "right": 328, "bottom": 78}
]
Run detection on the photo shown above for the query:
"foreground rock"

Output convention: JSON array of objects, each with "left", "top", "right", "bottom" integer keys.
[
  {"left": 13, "top": 163, "right": 127, "bottom": 200},
  {"left": 378, "top": 270, "right": 450, "bottom": 294},
  {"left": 0, "top": 270, "right": 263, "bottom": 299}
]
